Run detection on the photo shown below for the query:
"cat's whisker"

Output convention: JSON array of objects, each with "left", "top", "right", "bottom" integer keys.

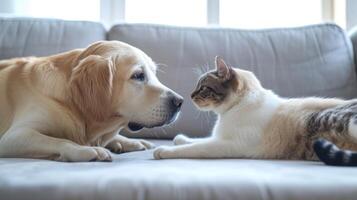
[
  {"left": 200, "top": 65, "right": 206, "bottom": 74},
  {"left": 204, "top": 111, "right": 211, "bottom": 125},
  {"left": 152, "top": 130, "right": 158, "bottom": 139},
  {"left": 204, "top": 62, "right": 211, "bottom": 73},
  {"left": 194, "top": 109, "right": 202, "bottom": 119},
  {"left": 193, "top": 67, "right": 202, "bottom": 77},
  {"left": 193, "top": 66, "right": 205, "bottom": 78},
  {"left": 192, "top": 62, "right": 212, "bottom": 79},
  {"left": 160, "top": 127, "right": 169, "bottom": 137}
]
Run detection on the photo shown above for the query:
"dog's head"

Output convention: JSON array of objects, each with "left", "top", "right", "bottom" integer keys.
[{"left": 70, "top": 41, "right": 183, "bottom": 132}]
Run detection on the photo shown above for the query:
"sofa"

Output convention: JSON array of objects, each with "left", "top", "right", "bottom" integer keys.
[{"left": 0, "top": 17, "right": 357, "bottom": 200}]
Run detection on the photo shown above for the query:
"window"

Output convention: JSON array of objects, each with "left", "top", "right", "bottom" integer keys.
[
  {"left": 3, "top": 0, "right": 100, "bottom": 21},
  {"left": 0, "top": 0, "right": 351, "bottom": 29},
  {"left": 220, "top": 0, "right": 322, "bottom": 29},
  {"left": 125, "top": 0, "right": 207, "bottom": 26}
]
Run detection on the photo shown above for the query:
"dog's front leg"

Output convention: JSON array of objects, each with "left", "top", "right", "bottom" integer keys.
[
  {"left": 105, "top": 135, "right": 155, "bottom": 153},
  {"left": 0, "top": 128, "right": 112, "bottom": 162}
]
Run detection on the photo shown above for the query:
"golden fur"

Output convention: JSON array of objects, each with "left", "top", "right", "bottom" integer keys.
[{"left": 0, "top": 41, "right": 182, "bottom": 161}]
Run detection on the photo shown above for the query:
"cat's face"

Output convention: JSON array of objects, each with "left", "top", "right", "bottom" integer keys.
[{"left": 191, "top": 56, "right": 238, "bottom": 111}]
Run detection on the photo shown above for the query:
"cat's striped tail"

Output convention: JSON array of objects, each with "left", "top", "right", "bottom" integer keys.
[{"left": 313, "top": 138, "right": 357, "bottom": 166}]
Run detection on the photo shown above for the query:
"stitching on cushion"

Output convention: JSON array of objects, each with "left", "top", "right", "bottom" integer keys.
[
  {"left": 109, "top": 23, "right": 342, "bottom": 35},
  {"left": 22, "top": 21, "right": 35, "bottom": 57}
]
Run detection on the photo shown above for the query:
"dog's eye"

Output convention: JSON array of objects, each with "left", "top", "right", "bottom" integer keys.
[{"left": 131, "top": 72, "right": 145, "bottom": 82}]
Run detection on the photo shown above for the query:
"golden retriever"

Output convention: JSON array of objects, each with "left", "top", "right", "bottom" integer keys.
[{"left": 0, "top": 41, "right": 183, "bottom": 162}]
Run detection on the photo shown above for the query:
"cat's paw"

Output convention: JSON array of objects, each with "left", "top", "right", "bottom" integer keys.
[
  {"left": 153, "top": 146, "right": 172, "bottom": 159},
  {"left": 173, "top": 134, "right": 191, "bottom": 145}
]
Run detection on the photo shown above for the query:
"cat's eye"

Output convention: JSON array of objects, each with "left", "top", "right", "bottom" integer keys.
[{"left": 201, "top": 86, "right": 208, "bottom": 91}]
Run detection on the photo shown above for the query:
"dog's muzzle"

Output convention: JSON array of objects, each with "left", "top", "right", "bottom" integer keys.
[
  {"left": 166, "top": 92, "right": 184, "bottom": 122},
  {"left": 127, "top": 92, "right": 184, "bottom": 132}
]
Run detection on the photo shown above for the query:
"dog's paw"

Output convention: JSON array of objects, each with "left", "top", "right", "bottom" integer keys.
[
  {"left": 60, "top": 146, "right": 112, "bottom": 162},
  {"left": 138, "top": 139, "right": 156, "bottom": 149},
  {"left": 107, "top": 138, "right": 156, "bottom": 153},
  {"left": 90, "top": 147, "right": 112, "bottom": 162},
  {"left": 119, "top": 139, "right": 155, "bottom": 152},
  {"left": 123, "top": 139, "right": 155, "bottom": 152},
  {"left": 153, "top": 146, "right": 172, "bottom": 159},
  {"left": 173, "top": 134, "right": 191, "bottom": 145},
  {"left": 106, "top": 141, "right": 123, "bottom": 154}
]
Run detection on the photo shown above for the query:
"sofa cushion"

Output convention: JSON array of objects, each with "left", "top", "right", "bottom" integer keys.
[
  {"left": 108, "top": 23, "right": 357, "bottom": 139},
  {"left": 1, "top": 139, "right": 357, "bottom": 200},
  {"left": 0, "top": 17, "right": 106, "bottom": 59}
]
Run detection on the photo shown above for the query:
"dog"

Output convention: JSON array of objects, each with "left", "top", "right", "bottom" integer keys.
[{"left": 0, "top": 41, "right": 183, "bottom": 162}]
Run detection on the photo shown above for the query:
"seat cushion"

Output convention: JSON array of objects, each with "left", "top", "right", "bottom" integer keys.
[
  {"left": 0, "top": 17, "right": 106, "bottom": 59},
  {"left": 0, "top": 139, "right": 357, "bottom": 200},
  {"left": 108, "top": 23, "right": 357, "bottom": 139}
]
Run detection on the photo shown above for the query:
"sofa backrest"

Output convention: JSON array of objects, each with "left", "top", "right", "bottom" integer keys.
[
  {"left": 0, "top": 17, "right": 106, "bottom": 59},
  {"left": 108, "top": 23, "right": 357, "bottom": 138}
]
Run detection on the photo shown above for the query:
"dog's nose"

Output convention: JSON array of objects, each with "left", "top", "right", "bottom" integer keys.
[
  {"left": 172, "top": 96, "right": 184, "bottom": 108},
  {"left": 168, "top": 92, "right": 184, "bottom": 108}
]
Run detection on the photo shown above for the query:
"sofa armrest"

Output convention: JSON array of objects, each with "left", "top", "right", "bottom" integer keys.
[{"left": 349, "top": 26, "right": 357, "bottom": 67}]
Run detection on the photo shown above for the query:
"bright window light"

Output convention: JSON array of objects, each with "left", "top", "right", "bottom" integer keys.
[
  {"left": 220, "top": 0, "right": 322, "bottom": 29},
  {"left": 11, "top": 0, "right": 100, "bottom": 21},
  {"left": 125, "top": 0, "right": 207, "bottom": 26}
]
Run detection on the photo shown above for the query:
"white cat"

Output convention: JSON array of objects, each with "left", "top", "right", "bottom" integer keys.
[{"left": 153, "top": 56, "right": 357, "bottom": 166}]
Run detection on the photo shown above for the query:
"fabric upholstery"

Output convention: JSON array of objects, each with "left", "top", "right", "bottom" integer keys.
[
  {"left": 349, "top": 27, "right": 357, "bottom": 67},
  {"left": 1, "top": 140, "right": 357, "bottom": 200},
  {"left": 0, "top": 17, "right": 106, "bottom": 59}
]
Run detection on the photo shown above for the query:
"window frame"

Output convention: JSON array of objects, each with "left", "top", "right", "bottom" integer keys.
[{"left": 0, "top": 0, "right": 348, "bottom": 29}]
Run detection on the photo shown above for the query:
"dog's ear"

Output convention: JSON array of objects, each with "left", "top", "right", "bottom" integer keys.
[{"left": 70, "top": 55, "right": 115, "bottom": 121}]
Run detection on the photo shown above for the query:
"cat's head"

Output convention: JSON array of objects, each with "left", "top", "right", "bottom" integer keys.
[{"left": 191, "top": 56, "right": 261, "bottom": 113}]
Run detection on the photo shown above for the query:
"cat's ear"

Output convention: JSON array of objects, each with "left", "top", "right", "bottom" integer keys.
[{"left": 215, "top": 56, "right": 231, "bottom": 80}]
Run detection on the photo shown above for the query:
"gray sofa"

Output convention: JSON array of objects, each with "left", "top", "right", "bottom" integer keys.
[{"left": 1, "top": 17, "right": 357, "bottom": 200}]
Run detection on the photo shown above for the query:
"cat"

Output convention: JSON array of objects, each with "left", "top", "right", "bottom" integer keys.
[{"left": 153, "top": 56, "right": 357, "bottom": 166}]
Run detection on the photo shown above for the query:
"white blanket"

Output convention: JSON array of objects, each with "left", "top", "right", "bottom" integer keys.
[{"left": 1, "top": 140, "right": 357, "bottom": 200}]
